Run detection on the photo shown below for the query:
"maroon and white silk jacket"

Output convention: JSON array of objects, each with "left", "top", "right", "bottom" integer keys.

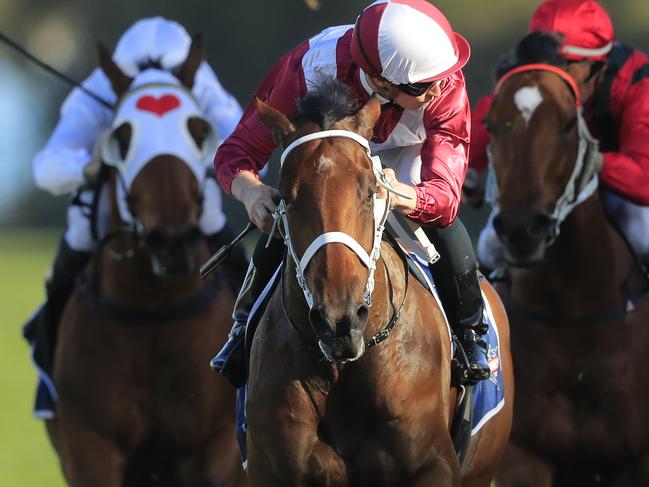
[{"left": 215, "top": 25, "right": 471, "bottom": 226}]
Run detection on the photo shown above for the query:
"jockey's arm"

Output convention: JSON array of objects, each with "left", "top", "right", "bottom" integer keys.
[
  {"left": 599, "top": 77, "right": 649, "bottom": 206},
  {"left": 214, "top": 46, "right": 308, "bottom": 195},
  {"left": 463, "top": 94, "right": 494, "bottom": 207},
  {"left": 214, "top": 46, "right": 308, "bottom": 231},
  {"left": 408, "top": 74, "right": 471, "bottom": 227},
  {"left": 33, "top": 69, "right": 114, "bottom": 196}
]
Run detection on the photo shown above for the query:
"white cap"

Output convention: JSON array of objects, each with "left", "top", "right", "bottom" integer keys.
[{"left": 113, "top": 17, "right": 191, "bottom": 77}]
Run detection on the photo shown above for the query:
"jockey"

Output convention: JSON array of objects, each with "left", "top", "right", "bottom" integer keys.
[
  {"left": 212, "top": 0, "right": 492, "bottom": 388},
  {"left": 466, "top": 0, "right": 649, "bottom": 270},
  {"left": 25, "top": 17, "right": 247, "bottom": 401}
]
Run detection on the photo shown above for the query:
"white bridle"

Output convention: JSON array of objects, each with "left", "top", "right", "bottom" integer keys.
[
  {"left": 486, "top": 108, "right": 599, "bottom": 243},
  {"left": 272, "top": 129, "right": 410, "bottom": 309}
]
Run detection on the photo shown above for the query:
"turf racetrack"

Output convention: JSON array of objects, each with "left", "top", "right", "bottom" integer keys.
[{"left": 0, "top": 228, "right": 66, "bottom": 486}]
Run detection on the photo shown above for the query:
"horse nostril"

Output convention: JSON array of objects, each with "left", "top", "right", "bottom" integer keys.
[
  {"left": 145, "top": 229, "right": 168, "bottom": 250},
  {"left": 356, "top": 305, "right": 369, "bottom": 326},
  {"left": 527, "top": 214, "right": 551, "bottom": 238},
  {"left": 309, "top": 308, "right": 333, "bottom": 342}
]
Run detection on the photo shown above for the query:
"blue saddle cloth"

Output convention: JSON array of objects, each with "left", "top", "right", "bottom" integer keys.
[
  {"left": 23, "top": 305, "right": 57, "bottom": 419},
  {"left": 231, "top": 253, "right": 506, "bottom": 467}
]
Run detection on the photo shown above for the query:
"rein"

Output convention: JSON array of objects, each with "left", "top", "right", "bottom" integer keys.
[{"left": 486, "top": 63, "right": 600, "bottom": 243}]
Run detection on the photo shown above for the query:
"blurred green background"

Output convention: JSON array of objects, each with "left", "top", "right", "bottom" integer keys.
[{"left": 1, "top": 0, "right": 647, "bottom": 485}]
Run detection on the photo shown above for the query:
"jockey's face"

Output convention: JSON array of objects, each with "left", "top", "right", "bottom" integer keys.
[
  {"left": 566, "top": 59, "right": 606, "bottom": 104},
  {"left": 368, "top": 75, "right": 443, "bottom": 111}
]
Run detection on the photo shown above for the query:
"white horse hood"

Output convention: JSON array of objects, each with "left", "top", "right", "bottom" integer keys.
[{"left": 102, "top": 69, "right": 218, "bottom": 223}]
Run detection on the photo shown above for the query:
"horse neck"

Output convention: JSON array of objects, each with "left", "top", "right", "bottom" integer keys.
[{"left": 512, "top": 193, "right": 634, "bottom": 312}]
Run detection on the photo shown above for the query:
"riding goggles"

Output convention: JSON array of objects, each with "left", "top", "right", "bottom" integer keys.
[{"left": 396, "top": 79, "right": 443, "bottom": 97}]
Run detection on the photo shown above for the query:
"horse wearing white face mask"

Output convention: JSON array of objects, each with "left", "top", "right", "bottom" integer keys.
[{"left": 47, "top": 39, "right": 245, "bottom": 487}]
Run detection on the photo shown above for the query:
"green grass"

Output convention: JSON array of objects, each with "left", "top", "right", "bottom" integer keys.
[{"left": 0, "top": 227, "right": 66, "bottom": 486}]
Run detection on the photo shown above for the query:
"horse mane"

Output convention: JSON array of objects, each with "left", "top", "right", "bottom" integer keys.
[
  {"left": 137, "top": 57, "right": 164, "bottom": 72},
  {"left": 496, "top": 31, "right": 567, "bottom": 79},
  {"left": 295, "top": 78, "right": 360, "bottom": 129}
]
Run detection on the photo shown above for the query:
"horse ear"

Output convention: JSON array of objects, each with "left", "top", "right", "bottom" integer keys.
[
  {"left": 254, "top": 95, "right": 296, "bottom": 147},
  {"left": 353, "top": 95, "right": 381, "bottom": 138},
  {"left": 97, "top": 42, "right": 132, "bottom": 97},
  {"left": 175, "top": 34, "right": 204, "bottom": 89}
]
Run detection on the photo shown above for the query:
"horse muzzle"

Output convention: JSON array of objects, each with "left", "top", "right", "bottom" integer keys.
[
  {"left": 143, "top": 226, "right": 202, "bottom": 277},
  {"left": 309, "top": 303, "right": 369, "bottom": 363},
  {"left": 493, "top": 211, "right": 553, "bottom": 267}
]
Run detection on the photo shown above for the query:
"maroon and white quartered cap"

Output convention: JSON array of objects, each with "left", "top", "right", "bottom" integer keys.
[{"left": 351, "top": 0, "right": 471, "bottom": 85}]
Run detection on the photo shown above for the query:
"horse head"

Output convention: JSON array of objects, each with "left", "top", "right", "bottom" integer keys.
[
  {"left": 97, "top": 35, "right": 217, "bottom": 277},
  {"left": 486, "top": 32, "right": 600, "bottom": 266},
  {"left": 256, "top": 80, "right": 383, "bottom": 362}
]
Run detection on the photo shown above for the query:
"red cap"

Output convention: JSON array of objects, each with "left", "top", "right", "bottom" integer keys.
[{"left": 529, "top": 0, "right": 614, "bottom": 61}]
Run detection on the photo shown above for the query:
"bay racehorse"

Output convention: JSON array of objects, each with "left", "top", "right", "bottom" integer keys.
[
  {"left": 244, "top": 80, "right": 513, "bottom": 486},
  {"left": 485, "top": 34, "right": 649, "bottom": 486},
  {"left": 46, "top": 37, "right": 244, "bottom": 486}
]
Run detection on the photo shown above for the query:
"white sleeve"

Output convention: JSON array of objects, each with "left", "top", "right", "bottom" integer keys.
[
  {"left": 192, "top": 62, "right": 243, "bottom": 146},
  {"left": 33, "top": 69, "right": 115, "bottom": 196}
]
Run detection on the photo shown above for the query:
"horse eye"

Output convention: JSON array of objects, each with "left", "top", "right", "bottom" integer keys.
[
  {"left": 113, "top": 122, "right": 132, "bottom": 159},
  {"left": 187, "top": 116, "right": 211, "bottom": 149},
  {"left": 564, "top": 116, "right": 578, "bottom": 132}
]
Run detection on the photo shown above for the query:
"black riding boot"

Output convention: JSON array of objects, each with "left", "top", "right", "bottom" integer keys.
[
  {"left": 23, "top": 238, "right": 91, "bottom": 376},
  {"left": 210, "top": 263, "right": 262, "bottom": 388},
  {"left": 451, "top": 265, "right": 491, "bottom": 383},
  {"left": 425, "top": 219, "right": 491, "bottom": 384},
  {"left": 205, "top": 224, "right": 249, "bottom": 292},
  {"left": 211, "top": 235, "right": 286, "bottom": 388}
]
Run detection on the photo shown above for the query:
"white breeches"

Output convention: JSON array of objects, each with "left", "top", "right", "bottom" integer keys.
[
  {"left": 602, "top": 190, "right": 649, "bottom": 258},
  {"left": 477, "top": 189, "right": 649, "bottom": 268},
  {"left": 64, "top": 177, "right": 227, "bottom": 251}
]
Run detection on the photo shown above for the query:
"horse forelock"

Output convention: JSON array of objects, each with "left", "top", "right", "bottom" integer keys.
[
  {"left": 296, "top": 78, "right": 360, "bottom": 130},
  {"left": 497, "top": 31, "right": 566, "bottom": 81}
]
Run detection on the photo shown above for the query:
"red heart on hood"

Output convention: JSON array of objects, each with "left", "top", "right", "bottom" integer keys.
[{"left": 136, "top": 94, "right": 181, "bottom": 117}]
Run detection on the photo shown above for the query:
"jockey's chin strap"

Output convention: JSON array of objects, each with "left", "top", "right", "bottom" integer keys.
[
  {"left": 486, "top": 63, "right": 600, "bottom": 244},
  {"left": 270, "top": 129, "right": 411, "bottom": 310}
]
